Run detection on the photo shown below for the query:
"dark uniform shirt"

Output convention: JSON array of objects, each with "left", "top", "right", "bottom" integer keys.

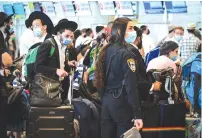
[
  {"left": 104, "top": 44, "right": 141, "bottom": 119},
  {"left": 127, "top": 44, "right": 153, "bottom": 101}
]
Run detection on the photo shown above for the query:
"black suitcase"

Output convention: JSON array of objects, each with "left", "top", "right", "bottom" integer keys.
[
  {"left": 26, "top": 105, "right": 74, "bottom": 138},
  {"left": 141, "top": 101, "right": 186, "bottom": 138}
]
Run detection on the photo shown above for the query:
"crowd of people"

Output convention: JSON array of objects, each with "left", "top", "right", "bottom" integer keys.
[{"left": 0, "top": 10, "right": 201, "bottom": 138}]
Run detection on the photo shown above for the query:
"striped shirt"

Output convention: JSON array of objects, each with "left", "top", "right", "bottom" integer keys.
[
  {"left": 73, "top": 58, "right": 87, "bottom": 90},
  {"left": 179, "top": 34, "right": 201, "bottom": 65}
]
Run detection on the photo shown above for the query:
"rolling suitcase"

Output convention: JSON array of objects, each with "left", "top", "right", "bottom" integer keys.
[
  {"left": 141, "top": 70, "right": 186, "bottom": 138},
  {"left": 27, "top": 69, "right": 75, "bottom": 138},
  {"left": 26, "top": 105, "right": 74, "bottom": 138},
  {"left": 141, "top": 101, "right": 186, "bottom": 138}
]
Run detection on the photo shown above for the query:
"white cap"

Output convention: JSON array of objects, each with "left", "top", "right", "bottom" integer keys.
[{"left": 187, "top": 23, "right": 196, "bottom": 30}]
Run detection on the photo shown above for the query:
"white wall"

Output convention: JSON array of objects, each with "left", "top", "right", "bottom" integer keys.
[{"left": 137, "top": 1, "right": 201, "bottom": 44}]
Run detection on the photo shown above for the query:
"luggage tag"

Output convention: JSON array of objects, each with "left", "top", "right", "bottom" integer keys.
[
  {"left": 165, "top": 76, "right": 174, "bottom": 104},
  {"left": 168, "top": 96, "right": 174, "bottom": 104}
]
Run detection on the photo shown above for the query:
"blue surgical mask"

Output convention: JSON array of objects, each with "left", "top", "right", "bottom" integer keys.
[
  {"left": 174, "top": 34, "right": 183, "bottom": 42},
  {"left": 62, "top": 38, "right": 72, "bottom": 46},
  {"left": 33, "top": 27, "right": 43, "bottom": 38},
  {"left": 171, "top": 55, "right": 178, "bottom": 61},
  {"left": 125, "top": 31, "right": 137, "bottom": 44}
]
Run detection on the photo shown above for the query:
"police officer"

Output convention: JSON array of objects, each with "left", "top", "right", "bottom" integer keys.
[{"left": 94, "top": 17, "right": 143, "bottom": 138}]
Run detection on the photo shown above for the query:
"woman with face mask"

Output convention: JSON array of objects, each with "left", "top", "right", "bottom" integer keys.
[
  {"left": 94, "top": 17, "right": 143, "bottom": 138},
  {"left": 147, "top": 41, "right": 179, "bottom": 74}
]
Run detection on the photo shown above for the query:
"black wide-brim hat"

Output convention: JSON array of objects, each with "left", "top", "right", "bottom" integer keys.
[
  {"left": 53, "top": 18, "right": 78, "bottom": 35},
  {"left": 27, "top": 11, "right": 53, "bottom": 34},
  {"left": 0, "top": 12, "right": 14, "bottom": 27},
  {"left": 25, "top": 19, "right": 29, "bottom": 28},
  {"left": 96, "top": 26, "right": 104, "bottom": 33}
]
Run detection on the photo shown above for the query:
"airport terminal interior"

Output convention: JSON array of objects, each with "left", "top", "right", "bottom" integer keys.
[{"left": 0, "top": 1, "right": 201, "bottom": 138}]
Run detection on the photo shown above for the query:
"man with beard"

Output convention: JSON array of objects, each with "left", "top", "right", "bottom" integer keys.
[{"left": 127, "top": 26, "right": 162, "bottom": 101}]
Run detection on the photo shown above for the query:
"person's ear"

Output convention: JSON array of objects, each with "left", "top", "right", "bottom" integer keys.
[
  {"left": 43, "top": 25, "right": 47, "bottom": 31},
  {"left": 168, "top": 51, "right": 173, "bottom": 58}
]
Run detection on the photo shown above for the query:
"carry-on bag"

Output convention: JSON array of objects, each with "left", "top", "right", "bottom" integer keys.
[
  {"left": 121, "top": 127, "right": 142, "bottom": 138},
  {"left": 70, "top": 68, "right": 100, "bottom": 138},
  {"left": 27, "top": 72, "right": 74, "bottom": 138}
]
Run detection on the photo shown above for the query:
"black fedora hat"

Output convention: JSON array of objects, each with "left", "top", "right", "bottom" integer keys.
[
  {"left": 25, "top": 19, "right": 29, "bottom": 28},
  {"left": 96, "top": 26, "right": 104, "bottom": 33},
  {"left": 0, "top": 12, "right": 14, "bottom": 27},
  {"left": 27, "top": 11, "right": 53, "bottom": 34},
  {"left": 53, "top": 18, "right": 78, "bottom": 35}
]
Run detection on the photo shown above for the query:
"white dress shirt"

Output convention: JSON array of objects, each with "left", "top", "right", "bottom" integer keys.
[{"left": 142, "top": 34, "right": 155, "bottom": 56}]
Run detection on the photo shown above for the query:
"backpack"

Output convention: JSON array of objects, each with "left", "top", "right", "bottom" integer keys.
[
  {"left": 182, "top": 52, "right": 202, "bottom": 113},
  {"left": 72, "top": 97, "right": 100, "bottom": 138},
  {"left": 88, "top": 45, "right": 102, "bottom": 80},
  {"left": 145, "top": 46, "right": 160, "bottom": 67},
  {"left": 23, "top": 38, "right": 55, "bottom": 81}
]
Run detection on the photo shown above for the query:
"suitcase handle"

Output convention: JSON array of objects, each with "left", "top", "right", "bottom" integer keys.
[{"left": 68, "top": 68, "right": 74, "bottom": 105}]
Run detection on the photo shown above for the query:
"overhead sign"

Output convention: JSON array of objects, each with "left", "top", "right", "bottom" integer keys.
[
  {"left": 75, "top": 1, "right": 91, "bottom": 16},
  {"left": 143, "top": 1, "right": 164, "bottom": 14},
  {"left": 53, "top": 2, "right": 65, "bottom": 17},
  {"left": 0, "top": 4, "right": 4, "bottom": 12},
  {"left": 3, "top": 4, "right": 14, "bottom": 16},
  {"left": 28, "top": 2, "right": 41, "bottom": 12},
  {"left": 165, "top": 1, "right": 187, "bottom": 13},
  {"left": 13, "top": 3, "right": 25, "bottom": 15},
  {"left": 131, "top": 1, "right": 138, "bottom": 15},
  {"left": 116, "top": 1, "right": 133, "bottom": 15},
  {"left": 61, "top": 1, "right": 76, "bottom": 16},
  {"left": 41, "top": 2, "right": 55, "bottom": 16},
  {"left": 98, "top": 1, "right": 115, "bottom": 15},
  {"left": 33, "top": 2, "right": 41, "bottom": 12}
]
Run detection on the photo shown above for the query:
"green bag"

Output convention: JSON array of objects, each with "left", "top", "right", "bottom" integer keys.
[{"left": 23, "top": 38, "right": 55, "bottom": 81}]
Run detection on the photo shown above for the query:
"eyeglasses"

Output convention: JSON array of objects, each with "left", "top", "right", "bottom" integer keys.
[{"left": 31, "top": 24, "right": 41, "bottom": 29}]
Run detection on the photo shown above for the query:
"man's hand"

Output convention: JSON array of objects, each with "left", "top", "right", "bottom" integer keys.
[
  {"left": 134, "top": 119, "right": 143, "bottom": 130},
  {"left": 84, "top": 71, "right": 89, "bottom": 84},
  {"left": 68, "top": 60, "right": 77, "bottom": 67},
  {"left": 4, "top": 69, "right": 11, "bottom": 77},
  {"left": 56, "top": 69, "right": 68, "bottom": 77},
  {"left": 174, "top": 58, "right": 181, "bottom": 65},
  {"left": 13, "top": 69, "right": 21, "bottom": 77},
  {"left": 153, "top": 81, "right": 162, "bottom": 91}
]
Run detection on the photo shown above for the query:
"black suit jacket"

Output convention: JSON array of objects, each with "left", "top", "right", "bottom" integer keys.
[
  {"left": 128, "top": 45, "right": 153, "bottom": 101},
  {"left": 34, "top": 34, "right": 60, "bottom": 80},
  {"left": 0, "top": 31, "right": 6, "bottom": 51}
]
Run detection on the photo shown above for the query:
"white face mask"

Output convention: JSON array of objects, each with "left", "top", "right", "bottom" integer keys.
[
  {"left": 33, "top": 27, "right": 43, "bottom": 38},
  {"left": 174, "top": 34, "right": 183, "bottom": 42}
]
